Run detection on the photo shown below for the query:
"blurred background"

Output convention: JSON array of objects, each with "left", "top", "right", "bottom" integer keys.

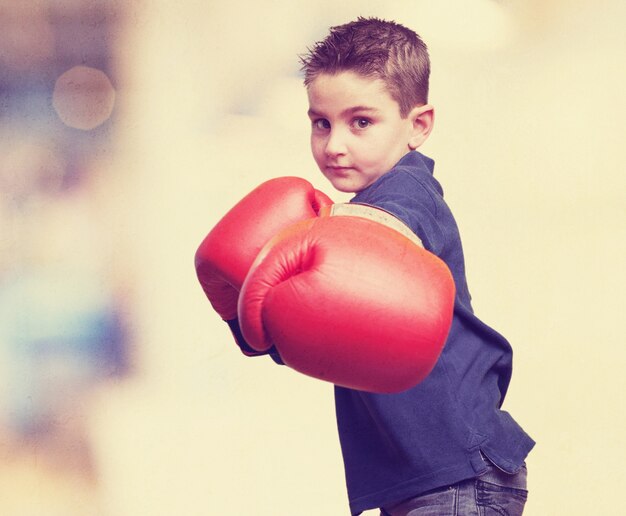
[{"left": 0, "top": 0, "right": 624, "bottom": 514}]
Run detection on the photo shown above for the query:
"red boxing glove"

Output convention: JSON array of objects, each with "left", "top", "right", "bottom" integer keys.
[
  {"left": 194, "top": 177, "right": 333, "bottom": 356},
  {"left": 238, "top": 204, "right": 455, "bottom": 392}
]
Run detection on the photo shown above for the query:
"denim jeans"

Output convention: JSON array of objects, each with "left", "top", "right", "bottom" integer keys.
[{"left": 380, "top": 459, "right": 528, "bottom": 516}]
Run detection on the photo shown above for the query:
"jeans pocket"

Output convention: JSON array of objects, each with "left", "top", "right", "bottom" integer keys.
[{"left": 476, "top": 463, "right": 528, "bottom": 516}]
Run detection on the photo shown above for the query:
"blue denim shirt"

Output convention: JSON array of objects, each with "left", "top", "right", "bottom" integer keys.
[{"left": 337, "top": 151, "right": 535, "bottom": 515}]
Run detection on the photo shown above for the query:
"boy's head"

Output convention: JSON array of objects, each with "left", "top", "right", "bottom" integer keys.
[
  {"left": 301, "top": 17, "right": 430, "bottom": 118},
  {"left": 300, "top": 17, "right": 434, "bottom": 193}
]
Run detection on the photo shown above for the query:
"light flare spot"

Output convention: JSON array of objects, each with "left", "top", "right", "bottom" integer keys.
[{"left": 52, "top": 66, "right": 116, "bottom": 130}]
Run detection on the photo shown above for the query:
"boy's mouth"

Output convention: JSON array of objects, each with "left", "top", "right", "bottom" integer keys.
[{"left": 326, "top": 165, "right": 354, "bottom": 173}]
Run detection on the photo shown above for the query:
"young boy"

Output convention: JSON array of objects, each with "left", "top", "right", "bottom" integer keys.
[{"left": 300, "top": 17, "right": 534, "bottom": 515}]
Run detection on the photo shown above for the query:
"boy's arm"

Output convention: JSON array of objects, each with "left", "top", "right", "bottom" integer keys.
[{"left": 236, "top": 208, "right": 455, "bottom": 393}]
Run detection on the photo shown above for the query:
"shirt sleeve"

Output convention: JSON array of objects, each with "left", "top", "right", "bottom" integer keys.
[{"left": 226, "top": 318, "right": 285, "bottom": 365}]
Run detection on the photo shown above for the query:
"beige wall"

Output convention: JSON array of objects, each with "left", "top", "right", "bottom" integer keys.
[{"left": 79, "top": 1, "right": 625, "bottom": 514}]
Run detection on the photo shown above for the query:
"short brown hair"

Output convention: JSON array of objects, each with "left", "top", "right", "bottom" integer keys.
[{"left": 300, "top": 17, "right": 430, "bottom": 117}]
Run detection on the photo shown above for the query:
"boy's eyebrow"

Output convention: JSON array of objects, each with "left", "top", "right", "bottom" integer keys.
[
  {"left": 343, "top": 106, "right": 379, "bottom": 116},
  {"left": 307, "top": 106, "right": 380, "bottom": 118}
]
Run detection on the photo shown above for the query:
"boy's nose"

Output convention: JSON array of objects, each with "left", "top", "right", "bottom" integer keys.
[{"left": 325, "top": 130, "right": 347, "bottom": 157}]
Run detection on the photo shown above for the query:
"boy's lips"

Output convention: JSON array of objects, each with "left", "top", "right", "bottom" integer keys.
[{"left": 326, "top": 165, "right": 354, "bottom": 174}]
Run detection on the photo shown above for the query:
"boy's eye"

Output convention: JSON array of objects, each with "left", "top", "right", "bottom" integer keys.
[
  {"left": 353, "top": 118, "right": 371, "bottom": 129},
  {"left": 313, "top": 119, "right": 330, "bottom": 130}
]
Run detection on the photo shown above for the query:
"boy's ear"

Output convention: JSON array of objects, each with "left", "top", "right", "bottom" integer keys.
[{"left": 408, "top": 104, "right": 434, "bottom": 150}]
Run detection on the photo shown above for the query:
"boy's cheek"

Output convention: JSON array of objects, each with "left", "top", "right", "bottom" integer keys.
[
  {"left": 311, "top": 152, "right": 325, "bottom": 172},
  {"left": 310, "top": 143, "right": 324, "bottom": 163}
]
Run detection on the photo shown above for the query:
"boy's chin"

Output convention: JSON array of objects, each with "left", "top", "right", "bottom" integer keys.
[
  {"left": 326, "top": 177, "right": 377, "bottom": 194},
  {"left": 324, "top": 174, "right": 366, "bottom": 194},
  {"left": 330, "top": 182, "right": 360, "bottom": 194}
]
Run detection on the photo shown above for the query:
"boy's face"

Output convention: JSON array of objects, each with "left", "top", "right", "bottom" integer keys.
[{"left": 307, "top": 71, "right": 416, "bottom": 193}]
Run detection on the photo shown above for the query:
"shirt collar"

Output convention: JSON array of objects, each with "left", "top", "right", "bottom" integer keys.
[{"left": 396, "top": 150, "right": 435, "bottom": 175}]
